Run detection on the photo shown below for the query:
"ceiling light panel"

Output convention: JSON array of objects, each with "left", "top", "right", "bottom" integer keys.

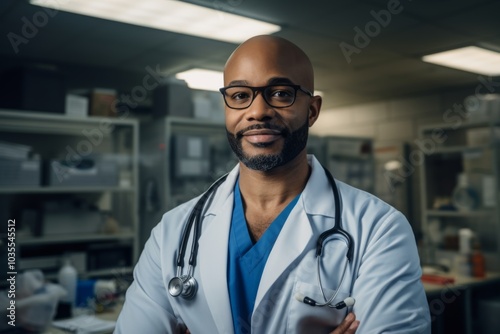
[
  {"left": 30, "top": 0, "right": 280, "bottom": 43},
  {"left": 422, "top": 46, "right": 500, "bottom": 76},
  {"left": 175, "top": 68, "right": 223, "bottom": 91}
]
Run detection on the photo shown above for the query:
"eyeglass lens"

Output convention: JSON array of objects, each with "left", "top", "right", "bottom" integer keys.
[{"left": 223, "top": 85, "right": 297, "bottom": 109}]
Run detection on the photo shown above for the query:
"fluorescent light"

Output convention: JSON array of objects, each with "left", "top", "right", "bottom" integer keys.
[
  {"left": 176, "top": 69, "right": 223, "bottom": 91},
  {"left": 29, "top": 0, "right": 280, "bottom": 44},
  {"left": 176, "top": 68, "right": 325, "bottom": 95},
  {"left": 422, "top": 46, "right": 500, "bottom": 76}
]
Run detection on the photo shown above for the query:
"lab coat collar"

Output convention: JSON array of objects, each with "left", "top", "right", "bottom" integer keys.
[
  {"left": 301, "top": 155, "right": 337, "bottom": 218},
  {"left": 204, "top": 155, "right": 336, "bottom": 219}
]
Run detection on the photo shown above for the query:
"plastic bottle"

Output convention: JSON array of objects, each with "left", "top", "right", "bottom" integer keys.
[
  {"left": 58, "top": 258, "right": 78, "bottom": 312},
  {"left": 459, "top": 228, "right": 473, "bottom": 254},
  {"left": 456, "top": 228, "right": 474, "bottom": 277},
  {"left": 472, "top": 242, "right": 486, "bottom": 278}
]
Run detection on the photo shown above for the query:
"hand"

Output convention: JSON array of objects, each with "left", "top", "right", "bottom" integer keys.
[{"left": 329, "top": 313, "right": 359, "bottom": 334}]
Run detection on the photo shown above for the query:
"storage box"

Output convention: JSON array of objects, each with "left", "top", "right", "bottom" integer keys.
[
  {"left": 0, "top": 158, "right": 41, "bottom": 187},
  {"left": 65, "top": 94, "right": 89, "bottom": 118},
  {"left": 89, "top": 89, "right": 117, "bottom": 117},
  {"left": 47, "top": 159, "right": 118, "bottom": 187},
  {"left": 0, "top": 66, "right": 66, "bottom": 113},
  {"left": 42, "top": 210, "right": 103, "bottom": 235}
]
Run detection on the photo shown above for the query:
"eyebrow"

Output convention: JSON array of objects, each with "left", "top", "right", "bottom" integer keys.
[
  {"left": 226, "top": 77, "right": 295, "bottom": 87},
  {"left": 267, "top": 77, "right": 294, "bottom": 85},
  {"left": 227, "top": 80, "right": 249, "bottom": 86}
]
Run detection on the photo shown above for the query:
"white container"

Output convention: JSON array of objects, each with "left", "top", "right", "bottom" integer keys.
[
  {"left": 58, "top": 259, "right": 78, "bottom": 309},
  {"left": 459, "top": 228, "right": 474, "bottom": 254}
]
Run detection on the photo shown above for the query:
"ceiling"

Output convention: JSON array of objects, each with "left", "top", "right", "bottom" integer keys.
[{"left": 0, "top": 0, "right": 499, "bottom": 109}]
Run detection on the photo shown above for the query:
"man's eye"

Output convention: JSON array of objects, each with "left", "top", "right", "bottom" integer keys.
[
  {"left": 231, "top": 92, "right": 251, "bottom": 100},
  {"left": 273, "top": 90, "right": 292, "bottom": 97},
  {"left": 270, "top": 88, "right": 294, "bottom": 98}
]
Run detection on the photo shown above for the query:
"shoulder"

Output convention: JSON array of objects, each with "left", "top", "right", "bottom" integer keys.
[
  {"left": 336, "top": 180, "right": 410, "bottom": 235},
  {"left": 149, "top": 195, "right": 202, "bottom": 243}
]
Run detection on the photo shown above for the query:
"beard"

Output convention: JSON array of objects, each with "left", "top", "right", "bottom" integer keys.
[{"left": 226, "top": 117, "right": 309, "bottom": 172}]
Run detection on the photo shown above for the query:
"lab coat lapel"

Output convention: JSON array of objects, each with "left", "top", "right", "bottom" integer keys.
[
  {"left": 198, "top": 169, "right": 237, "bottom": 334},
  {"left": 254, "top": 155, "right": 335, "bottom": 310},
  {"left": 254, "top": 200, "right": 312, "bottom": 308}
]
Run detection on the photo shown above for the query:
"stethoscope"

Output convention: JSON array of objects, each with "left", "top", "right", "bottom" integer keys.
[{"left": 168, "top": 166, "right": 355, "bottom": 310}]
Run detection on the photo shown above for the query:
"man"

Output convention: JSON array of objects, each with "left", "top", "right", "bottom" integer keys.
[{"left": 115, "top": 35, "right": 431, "bottom": 333}]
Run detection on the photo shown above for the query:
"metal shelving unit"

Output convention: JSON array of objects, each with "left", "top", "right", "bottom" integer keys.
[
  {"left": 0, "top": 109, "right": 140, "bottom": 279},
  {"left": 419, "top": 119, "right": 500, "bottom": 272}
]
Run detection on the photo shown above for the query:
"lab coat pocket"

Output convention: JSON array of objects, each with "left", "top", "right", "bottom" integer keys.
[{"left": 288, "top": 280, "right": 350, "bottom": 334}]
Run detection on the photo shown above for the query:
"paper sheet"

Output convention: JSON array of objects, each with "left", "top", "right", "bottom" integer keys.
[{"left": 52, "top": 315, "right": 116, "bottom": 334}]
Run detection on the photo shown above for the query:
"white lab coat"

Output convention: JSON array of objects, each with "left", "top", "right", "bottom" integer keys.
[{"left": 115, "top": 155, "right": 431, "bottom": 333}]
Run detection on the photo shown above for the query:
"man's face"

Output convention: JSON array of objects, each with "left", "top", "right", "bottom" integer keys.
[{"left": 223, "top": 40, "right": 319, "bottom": 172}]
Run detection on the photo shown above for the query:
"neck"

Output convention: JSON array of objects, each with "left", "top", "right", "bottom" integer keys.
[{"left": 238, "top": 152, "right": 310, "bottom": 210}]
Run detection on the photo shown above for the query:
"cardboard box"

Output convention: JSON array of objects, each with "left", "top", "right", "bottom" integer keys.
[{"left": 89, "top": 89, "right": 117, "bottom": 117}]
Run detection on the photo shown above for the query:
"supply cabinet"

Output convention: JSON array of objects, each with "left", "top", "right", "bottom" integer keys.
[
  {"left": 419, "top": 119, "right": 500, "bottom": 272},
  {"left": 0, "top": 110, "right": 139, "bottom": 280}
]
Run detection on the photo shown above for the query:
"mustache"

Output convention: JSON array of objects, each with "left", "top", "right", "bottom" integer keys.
[{"left": 236, "top": 123, "right": 287, "bottom": 138}]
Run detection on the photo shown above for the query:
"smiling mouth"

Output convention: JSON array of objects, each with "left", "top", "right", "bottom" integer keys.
[{"left": 242, "top": 129, "right": 282, "bottom": 145}]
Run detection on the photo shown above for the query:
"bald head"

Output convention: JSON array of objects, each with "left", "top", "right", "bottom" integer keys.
[{"left": 223, "top": 35, "right": 315, "bottom": 92}]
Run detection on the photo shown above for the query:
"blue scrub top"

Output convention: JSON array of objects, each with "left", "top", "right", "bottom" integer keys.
[{"left": 227, "top": 179, "right": 300, "bottom": 334}]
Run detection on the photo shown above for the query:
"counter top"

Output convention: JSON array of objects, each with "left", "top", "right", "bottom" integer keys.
[{"left": 423, "top": 272, "right": 500, "bottom": 294}]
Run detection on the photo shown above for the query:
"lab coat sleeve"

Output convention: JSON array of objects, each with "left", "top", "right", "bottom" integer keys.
[
  {"left": 114, "top": 224, "right": 184, "bottom": 333},
  {"left": 352, "top": 211, "right": 431, "bottom": 333}
]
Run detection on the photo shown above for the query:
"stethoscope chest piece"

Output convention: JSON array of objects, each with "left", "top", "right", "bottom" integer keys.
[{"left": 168, "top": 275, "right": 197, "bottom": 299}]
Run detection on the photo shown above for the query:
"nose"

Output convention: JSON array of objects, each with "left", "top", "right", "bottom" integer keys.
[{"left": 245, "top": 91, "right": 275, "bottom": 122}]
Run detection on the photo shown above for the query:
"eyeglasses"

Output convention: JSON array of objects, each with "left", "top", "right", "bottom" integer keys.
[{"left": 219, "top": 84, "right": 313, "bottom": 110}]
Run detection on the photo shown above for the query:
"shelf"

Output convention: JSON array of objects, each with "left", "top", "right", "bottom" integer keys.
[
  {"left": 18, "top": 232, "right": 136, "bottom": 245},
  {"left": 0, "top": 185, "right": 135, "bottom": 194},
  {"left": 43, "top": 267, "right": 134, "bottom": 281},
  {"left": 420, "top": 119, "right": 500, "bottom": 133},
  {"left": 85, "top": 267, "right": 133, "bottom": 278},
  {"left": 425, "top": 209, "right": 495, "bottom": 218},
  {"left": 428, "top": 145, "right": 492, "bottom": 155}
]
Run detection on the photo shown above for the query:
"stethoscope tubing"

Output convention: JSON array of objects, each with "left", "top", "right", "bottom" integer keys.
[{"left": 169, "top": 165, "right": 354, "bottom": 302}]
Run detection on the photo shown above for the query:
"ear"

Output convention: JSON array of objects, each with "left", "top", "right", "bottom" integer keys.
[{"left": 308, "top": 95, "right": 322, "bottom": 127}]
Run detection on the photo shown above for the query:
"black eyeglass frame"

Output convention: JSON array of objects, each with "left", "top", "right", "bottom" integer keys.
[{"left": 219, "top": 84, "right": 313, "bottom": 110}]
